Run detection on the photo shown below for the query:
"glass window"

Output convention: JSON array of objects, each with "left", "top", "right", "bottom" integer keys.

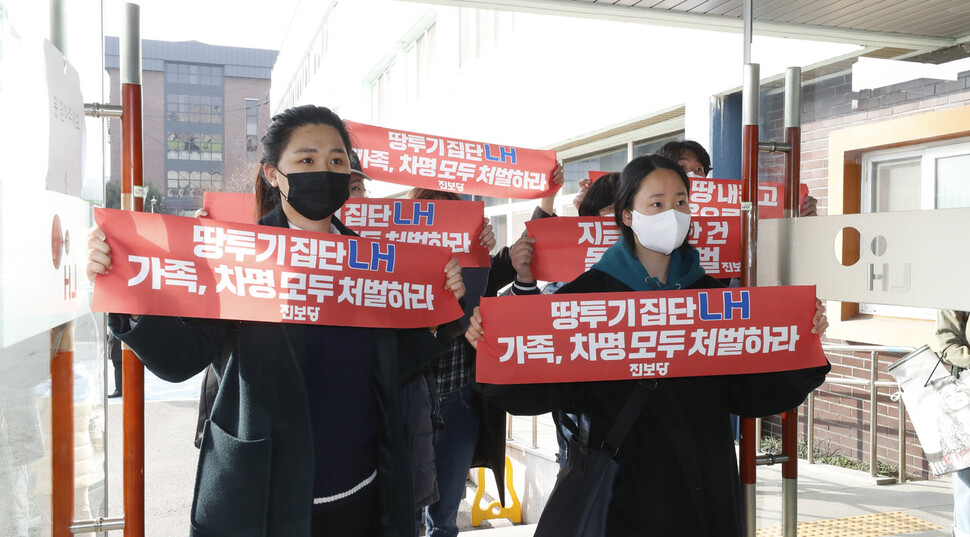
[
  {"left": 563, "top": 147, "right": 627, "bottom": 195},
  {"left": 633, "top": 132, "right": 683, "bottom": 158},
  {"left": 936, "top": 154, "right": 970, "bottom": 209},
  {"left": 871, "top": 157, "right": 921, "bottom": 212},
  {"left": 860, "top": 138, "right": 970, "bottom": 319},
  {"left": 490, "top": 214, "right": 507, "bottom": 252},
  {"left": 246, "top": 98, "right": 259, "bottom": 162}
]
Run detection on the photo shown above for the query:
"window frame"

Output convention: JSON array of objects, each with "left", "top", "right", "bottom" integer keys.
[{"left": 858, "top": 137, "right": 970, "bottom": 319}]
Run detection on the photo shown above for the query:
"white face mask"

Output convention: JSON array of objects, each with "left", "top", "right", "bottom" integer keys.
[{"left": 629, "top": 209, "right": 691, "bottom": 255}]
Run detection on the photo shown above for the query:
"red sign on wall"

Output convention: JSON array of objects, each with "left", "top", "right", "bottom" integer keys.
[
  {"left": 91, "top": 208, "right": 462, "bottom": 329},
  {"left": 476, "top": 285, "right": 825, "bottom": 385}
]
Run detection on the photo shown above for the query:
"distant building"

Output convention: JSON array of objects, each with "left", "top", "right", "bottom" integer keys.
[{"left": 105, "top": 37, "right": 278, "bottom": 214}]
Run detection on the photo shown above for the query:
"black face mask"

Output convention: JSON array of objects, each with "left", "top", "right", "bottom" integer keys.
[{"left": 276, "top": 170, "right": 350, "bottom": 221}]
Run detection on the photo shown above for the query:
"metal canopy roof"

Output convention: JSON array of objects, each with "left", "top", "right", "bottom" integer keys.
[{"left": 424, "top": 0, "right": 970, "bottom": 58}]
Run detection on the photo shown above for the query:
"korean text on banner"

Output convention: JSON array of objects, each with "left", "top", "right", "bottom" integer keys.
[
  {"left": 524, "top": 215, "right": 742, "bottom": 282},
  {"left": 691, "top": 178, "right": 784, "bottom": 219},
  {"left": 337, "top": 198, "right": 490, "bottom": 268},
  {"left": 476, "top": 285, "right": 825, "bottom": 385},
  {"left": 202, "top": 191, "right": 257, "bottom": 224},
  {"left": 91, "top": 208, "right": 463, "bottom": 329},
  {"left": 345, "top": 120, "right": 560, "bottom": 200}
]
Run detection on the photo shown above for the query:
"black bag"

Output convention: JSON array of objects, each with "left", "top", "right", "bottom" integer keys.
[
  {"left": 534, "top": 381, "right": 654, "bottom": 537},
  {"left": 194, "top": 323, "right": 239, "bottom": 448}
]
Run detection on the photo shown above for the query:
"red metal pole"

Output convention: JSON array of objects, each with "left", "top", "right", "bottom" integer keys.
[
  {"left": 121, "top": 4, "right": 145, "bottom": 535},
  {"left": 51, "top": 327, "right": 74, "bottom": 537},
  {"left": 121, "top": 81, "right": 146, "bottom": 537},
  {"left": 739, "top": 63, "right": 760, "bottom": 537},
  {"left": 782, "top": 410, "right": 797, "bottom": 479},
  {"left": 784, "top": 127, "right": 801, "bottom": 217},
  {"left": 739, "top": 122, "right": 760, "bottom": 491},
  {"left": 780, "top": 66, "right": 803, "bottom": 537}
]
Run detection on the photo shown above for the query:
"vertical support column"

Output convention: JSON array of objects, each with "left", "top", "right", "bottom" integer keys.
[
  {"left": 121, "top": 4, "right": 145, "bottom": 537},
  {"left": 51, "top": 325, "right": 75, "bottom": 537},
  {"left": 739, "top": 62, "right": 760, "bottom": 537},
  {"left": 48, "top": 6, "right": 73, "bottom": 535},
  {"left": 898, "top": 398, "right": 907, "bottom": 484},
  {"left": 781, "top": 66, "right": 802, "bottom": 537},
  {"left": 784, "top": 67, "right": 802, "bottom": 218},
  {"left": 781, "top": 410, "right": 798, "bottom": 537},
  {"left": 740, "top": 63, "right": 760, "bottom": 289},
  {"left": 869, "top": 351, "right": 879, "bottom": 478}
]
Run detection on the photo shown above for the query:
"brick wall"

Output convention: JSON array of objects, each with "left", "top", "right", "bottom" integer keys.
[{"left": 757, "top": 68, "right": 970, "bottom": 479}]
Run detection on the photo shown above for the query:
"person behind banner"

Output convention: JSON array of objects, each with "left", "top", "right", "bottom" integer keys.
[
  {"left": 348, "top": 149, "right": 371, "bottom": 197},
  {"left": 508, "top": 172, "right": 620, "bottom": 466},
  {"left": 464, "top": 154, "right": 830, "bottom": 537},
  {"left": 509, "top": 172, "right": 620, "bottom": 297},
  {"left": 933, "top": 310, "right": 970, "bottom": 537},
  {"left": 86, "top": 105, "right": 466, "bottom": 537},
  {"left": 657, "top": 139, "right": 819, "bottom": 217},
  {"left": 404, "top": 188, "right": 509, "bottom": 537}
]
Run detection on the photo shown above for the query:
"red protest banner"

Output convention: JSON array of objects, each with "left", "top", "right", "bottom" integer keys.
[
  {"left": 690, "top": 216, "right": 741, "bottom": 277},
  {"left": 91, "top": 208, "right": 462, "bottom": 329},
  {"left": 525, "top": 217, "right": 620, "bottom": 283},
  {"left": 690, "top": 178, "right": 784, "bottom": 219},
  {"left": 202, "top": 191, "right": 257, "bottom": 224},
  {"left": 337, "top": 198, "right": 490, "bottom": 268},
  {"left": 476, "top": 285, "right": 825, "bottom": 385},
  {"left": 345, "top": 120, "right": 560, "bottom": 200},
  {"left": 524, "top": 216, "right": 742, "bottom": 281}
]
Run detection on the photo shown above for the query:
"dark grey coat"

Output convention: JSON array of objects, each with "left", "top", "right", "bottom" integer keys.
[{"left": 110, "top": 206, "right": 445, "bottom": 537}]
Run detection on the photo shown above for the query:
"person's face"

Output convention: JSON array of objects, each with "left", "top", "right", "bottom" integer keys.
[
  {"left": 349, "top": 174, "right": 367, "bottom": 197},
  {"left": 621, "top": 168, "right": 690, "bottom": 225},
  {"left": 263, "top": 123, "right": 351, "bottom": 198},
  {"left": 941, "top": 382, "right": 970, "bottom": 412},
  {"left": 678, "top": 149, "right": 707, "bottom": 177}
]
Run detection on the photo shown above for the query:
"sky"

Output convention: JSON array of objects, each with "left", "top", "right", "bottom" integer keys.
[{"left": 104, "top": 0, "right": 303, "bottom": 50}]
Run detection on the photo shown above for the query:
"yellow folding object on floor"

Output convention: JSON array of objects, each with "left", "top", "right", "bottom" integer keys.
[{"left": 471, "top": 456, "right": 522, "bottom": 526}]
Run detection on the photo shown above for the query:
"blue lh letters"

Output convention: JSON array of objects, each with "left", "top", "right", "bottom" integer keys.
[
  {"left": 698, "top": 290, "right": 751, "bottom": 321},
  {"left": 348, "top": 240, "right": 396, "bottom": 272},
  {"left": 484, "top": 145, "right": 517, "bottom": 164},
  {"left": 393, "top": 201, "right": 435, "bottom": 226}
]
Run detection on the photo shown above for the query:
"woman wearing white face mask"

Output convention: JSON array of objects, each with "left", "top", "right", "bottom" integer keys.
[{"left": 465, "top": 155, "right": 830, "bottom": 537}]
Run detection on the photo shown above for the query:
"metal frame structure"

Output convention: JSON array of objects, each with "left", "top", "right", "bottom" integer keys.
[
  {"left": 50, "top": 2, "right": 145, "bottom": 535},
  {"left": 737, "top": 62, "right": 805, "bottom": 537}
]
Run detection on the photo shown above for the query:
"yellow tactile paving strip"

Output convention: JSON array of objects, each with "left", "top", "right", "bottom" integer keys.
[{"left": 756, "top": 511, "right": 941, "bottom": 537}]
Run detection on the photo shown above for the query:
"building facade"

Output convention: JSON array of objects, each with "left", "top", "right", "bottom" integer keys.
[
  {"left": 106, "top": 37, "right": 277, "bottom": 214},
  {"left": 271, "top": 0, "right": 970, "bottom": 481}
]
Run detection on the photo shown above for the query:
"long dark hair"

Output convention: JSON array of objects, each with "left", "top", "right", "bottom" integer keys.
[
  {"left": 253, "top": 105, "right": 354, "bottom": 219},
  {"left": 612, "top": 155, "right": 692, "bottom": 253}
]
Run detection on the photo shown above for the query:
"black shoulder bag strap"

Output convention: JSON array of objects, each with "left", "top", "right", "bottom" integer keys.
[{"left": 583, "top": 379, "right": 656, "bottom": 458}]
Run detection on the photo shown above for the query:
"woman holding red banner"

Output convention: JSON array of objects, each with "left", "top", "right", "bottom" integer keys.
[
  {"left": 464, "top": 154, "right": 830, "bottom": 537},
  {"left": 87, "top": 105, "right": 465, "bottom": 537}
]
